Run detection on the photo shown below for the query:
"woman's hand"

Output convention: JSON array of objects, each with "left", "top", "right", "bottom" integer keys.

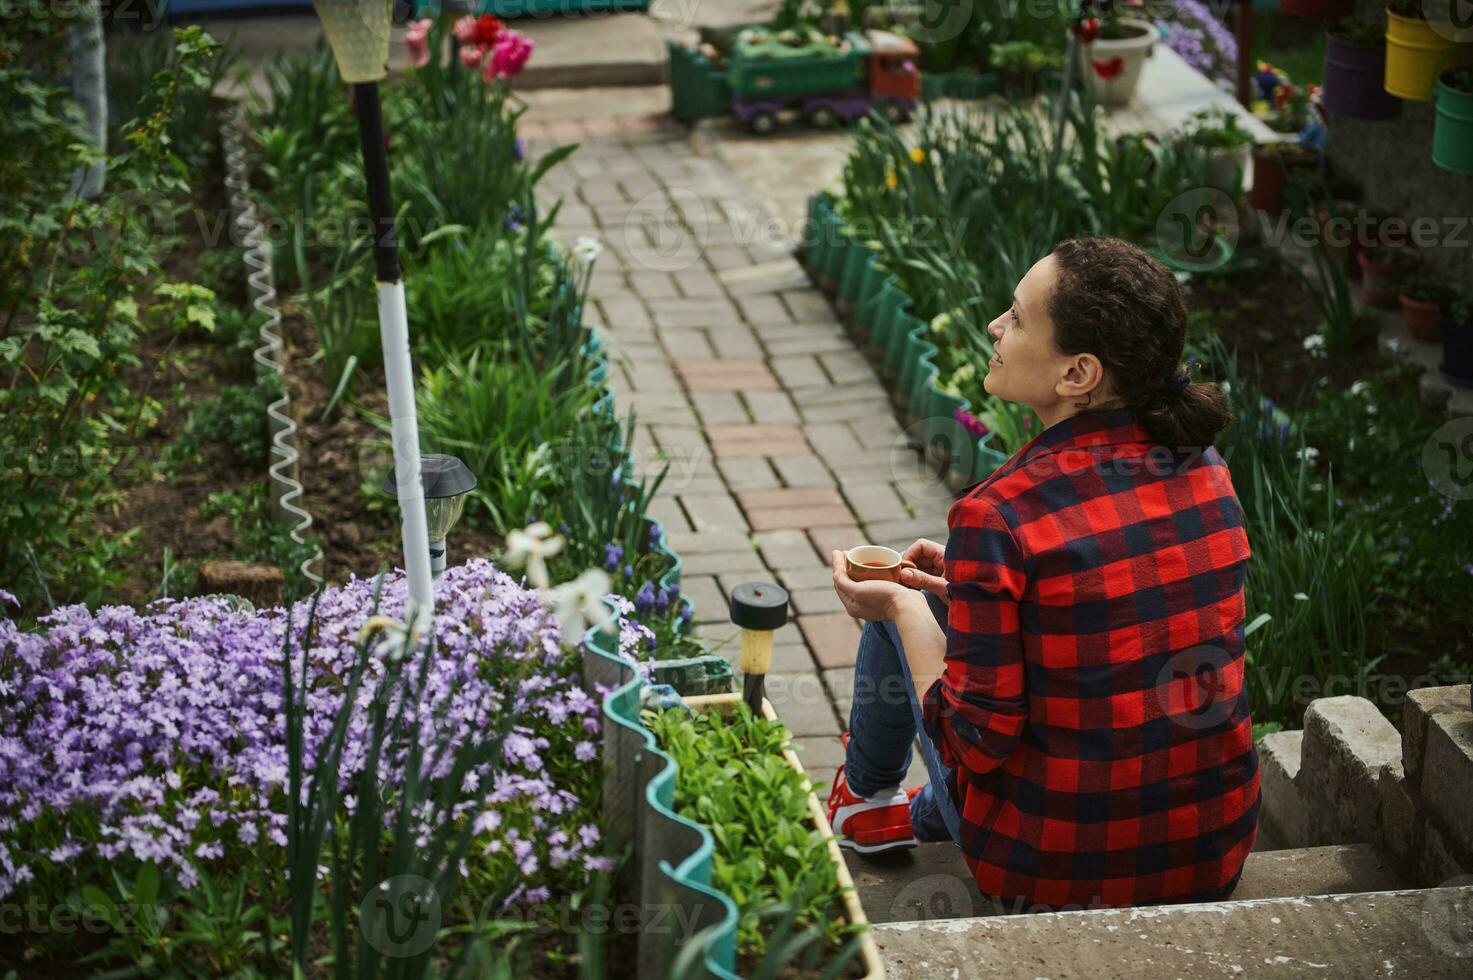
[
  {"left": 831, "top": 551, "right": 928, "bottom": 623},
  {"left": 900, "top": 538, "right": 950, "bottom": 602}
]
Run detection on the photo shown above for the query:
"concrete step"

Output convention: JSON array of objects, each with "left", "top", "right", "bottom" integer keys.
[
  {"left": 847, "top": 842, "right": 1409, "bottom": 924},
  {"left": 872, "top": 884, "right": 1473, "bottom": 979}
]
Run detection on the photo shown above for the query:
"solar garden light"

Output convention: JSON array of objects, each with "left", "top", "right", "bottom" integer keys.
[
  {"left": 381, "top": 454, "right": 477, "bottom": 579},
  {"left": 730, "top": 582, "right": 791, "bottom": 715},
  {"left": 314, "top": 0, "right": 435, "bottom": 621}
]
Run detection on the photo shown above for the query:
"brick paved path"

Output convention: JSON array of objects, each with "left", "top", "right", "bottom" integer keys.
[{"left": 524, "top": 111, "right": 942, "bottom": 787}]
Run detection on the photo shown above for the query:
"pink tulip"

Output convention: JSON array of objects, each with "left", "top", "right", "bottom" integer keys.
[
  {"left": 404, "top": 18, "right": 433, "bottom": 69},
  {"left": 485, "top": 29, "right": 532, "bottom": 80},
  {"left": 452, "top": 14, "right": 478, "bottom": 43},
  {"left": 459, "top": 43, "right": 484, "bottom": 69}
]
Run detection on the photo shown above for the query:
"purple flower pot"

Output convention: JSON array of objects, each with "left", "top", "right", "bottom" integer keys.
[
  {"left": 1442, "top": 315, "right": 1473, "bottom": 388},
  {"left": 1323, "top": 34, "right": 1402, "bottom": 121}
]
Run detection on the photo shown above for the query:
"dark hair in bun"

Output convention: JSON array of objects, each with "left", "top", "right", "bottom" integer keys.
[{"left": 1047, "top": 237, "right": 1231, "bottom": 450}]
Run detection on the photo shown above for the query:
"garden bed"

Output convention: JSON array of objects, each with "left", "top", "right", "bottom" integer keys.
[
  {"left": 585, "top": 596, "right": 880, "bottom": 978},
  {"left": 2, "top": 19, "right": 757, "bottom": 977}
]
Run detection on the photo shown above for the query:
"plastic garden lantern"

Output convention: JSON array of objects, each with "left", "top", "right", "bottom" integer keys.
[
  {"left": 382, "top": 455, "right": 477, "bottom": 579},
  {"left": 314, "top": 0, "right": 435, "bottom": 623},
  {"left": 314, "top": 0, "right": 392, "bottom": 83},
  {"left": 729, "top": 582, "right": 790, "bottom": 714}
]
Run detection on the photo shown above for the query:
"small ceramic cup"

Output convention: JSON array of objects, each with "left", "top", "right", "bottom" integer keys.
[{"left": 845, "top": 545, "right": 918, "bottom": 584}]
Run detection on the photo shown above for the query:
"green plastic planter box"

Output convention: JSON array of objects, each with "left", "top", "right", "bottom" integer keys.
[{"left": 668, "top": 41, "right": 732, "bottom": 122}]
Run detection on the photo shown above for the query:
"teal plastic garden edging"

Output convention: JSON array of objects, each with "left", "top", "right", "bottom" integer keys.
[
  {"left": 581, "top": 611, "right": 741, "bottom": 980},
  {"left": 804, "top": 192, "right": 1012, "bottom": 485}
]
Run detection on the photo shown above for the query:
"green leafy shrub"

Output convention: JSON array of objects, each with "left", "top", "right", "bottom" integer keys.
[
  {"left": 176, "top": 375, "right": 281, "bottom": 467},
  {"left": 0, "top": 24, "right": 220, "bottom": 615}
]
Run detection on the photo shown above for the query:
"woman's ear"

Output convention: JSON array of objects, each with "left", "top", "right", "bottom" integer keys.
[{"left": 1057, "top": 352, "right": 1109, "bottom": 400}]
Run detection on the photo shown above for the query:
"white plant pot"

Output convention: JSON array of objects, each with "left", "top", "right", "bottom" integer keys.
[
  {"left": 1079, "top": 18, "right": 1156, "bottom": 107},
  {"left": 1204, "top": 144, "right": 1252, "bottom": 195}
]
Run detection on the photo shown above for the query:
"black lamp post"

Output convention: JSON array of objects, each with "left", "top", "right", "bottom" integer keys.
[{"left": 315, "top": 0, "right": 436, "bottom": 619}]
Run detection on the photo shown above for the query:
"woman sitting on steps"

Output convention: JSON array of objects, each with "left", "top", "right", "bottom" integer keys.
[{"left": 825, "top": 236, "right": 1261, "bottom": 912}]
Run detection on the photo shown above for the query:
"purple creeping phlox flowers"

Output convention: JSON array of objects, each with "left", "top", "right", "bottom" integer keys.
[
  {"left": 1160, "top": 0, "right": 1238, "bottom": 92},
  {"left": 0, "top": 559, "right": 655, "bottom": 905}
]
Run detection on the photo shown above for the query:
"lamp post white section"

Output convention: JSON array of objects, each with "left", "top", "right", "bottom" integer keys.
[{"left": 377, "top": 279, "right": 434, "bottom": 617}]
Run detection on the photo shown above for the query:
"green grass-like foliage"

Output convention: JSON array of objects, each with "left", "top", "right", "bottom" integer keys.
[
  {"left": 836, "top": 99, "right": 1217, "bottom": 451},
  {"left": 645, "top": 703, "right": 864, "bottom": 974}
]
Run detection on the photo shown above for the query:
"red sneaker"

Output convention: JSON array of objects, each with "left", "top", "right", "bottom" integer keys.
[{"left": 826, "top": 733, "right": 921, "bottom": 854}]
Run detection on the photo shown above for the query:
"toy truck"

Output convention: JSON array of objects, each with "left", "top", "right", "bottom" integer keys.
[{"left": 727, "top": 29, "right": 921, "bottom": 135}]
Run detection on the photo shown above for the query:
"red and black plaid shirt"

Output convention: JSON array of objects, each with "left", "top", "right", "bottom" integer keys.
[{"left": 922, "top": 407, "right": 1259, "bottom": 910}]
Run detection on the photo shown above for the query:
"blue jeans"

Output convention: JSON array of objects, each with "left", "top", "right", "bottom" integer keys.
[{"left": 843, "top": 592, "right": 963, "bottom": 845}]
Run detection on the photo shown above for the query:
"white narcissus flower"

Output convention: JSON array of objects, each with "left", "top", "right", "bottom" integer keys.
[
  {"left": 358, "top": 615, "right": 410, "bottom": 662},
  {"left": 548, "top": 569, "right": 615, "bottom": 648},
  {"left": 503, "top": 522, "right": 564, "bottom": 590},
  {"left": 573, "top": 236, "right": 603, "bottom": 269}
]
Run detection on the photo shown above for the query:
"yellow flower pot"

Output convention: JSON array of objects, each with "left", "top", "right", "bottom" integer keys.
[{"left": 1385, "top": 10, "right": 1473, "bottom": 102}]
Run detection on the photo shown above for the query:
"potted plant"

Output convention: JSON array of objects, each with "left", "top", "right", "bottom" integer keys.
[
  {"left": 1250, "top": 140, "right": 1321, "bottom": 214},
  {"left": 1385, "top": 0, "right": 1473, "bottom": 102},
  {"left": 1324, "top": 16, "right": 1402, "bottom": 119},
  {"left": 1186, "top": 108, "right": 1256, "bottom": 196},
  {"left": 1433, "top": 68, "right": 1473, "bottom": 175},
  {"left": 1075, "top": 10, "right": 1157, "bottom": 107},
  {"left": 1399, "top": 271, "right": 1451, "bottom": 342},
  {"left": 991, "top": 40, "right": 1062, "bottom": 99},
  {"left": 1356, "top": 244, "right": 1420, "bottom": 307},
  {"left": 1441, "top": 292, "right": 1473, "bottom": 387},
  {"left": 1265, "top": 83, "right": 1318, "bottom": 134}
]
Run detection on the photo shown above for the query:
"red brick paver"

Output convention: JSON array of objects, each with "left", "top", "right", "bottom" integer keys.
[
  {"left": 707, "top": 424, "right": 809, "bottom": 457},
  {"left": 674, "top": 358, "right": 780, "bottom": 391}
]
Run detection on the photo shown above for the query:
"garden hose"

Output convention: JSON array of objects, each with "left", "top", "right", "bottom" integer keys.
[{"left": 221, "top": 109, "right": 324, "bottom": 591}]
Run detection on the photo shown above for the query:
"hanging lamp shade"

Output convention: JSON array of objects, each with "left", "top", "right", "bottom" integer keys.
[{"left": 314, "top": 0, "right": 393, "bottom": 83}]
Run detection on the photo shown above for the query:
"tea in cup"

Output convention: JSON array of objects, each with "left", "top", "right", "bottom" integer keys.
[{"left": 845, "top": 545, "right": 917, "bottom": 584}]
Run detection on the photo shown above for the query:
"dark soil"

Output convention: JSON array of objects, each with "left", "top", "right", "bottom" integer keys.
[
  {"left": 94, "top": 151, "right": 267, "bottom": 609},
  {"left": 279, "top": 307, "right": 505, "bottom": 586},
  {"left": 1183, "top": 249, "right": 1374, "bottom": 413}
]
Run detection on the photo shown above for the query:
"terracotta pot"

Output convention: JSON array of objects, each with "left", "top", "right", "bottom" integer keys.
[
  {"left": 1357, "top": 249, "right": 1419, "bottom": 308},
  {"left": 1400, "top": 293, "right": 1443, "bottom": 342},
  {"left": 1249, "top": 142, "right": 1319, "bottom": 214}
]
